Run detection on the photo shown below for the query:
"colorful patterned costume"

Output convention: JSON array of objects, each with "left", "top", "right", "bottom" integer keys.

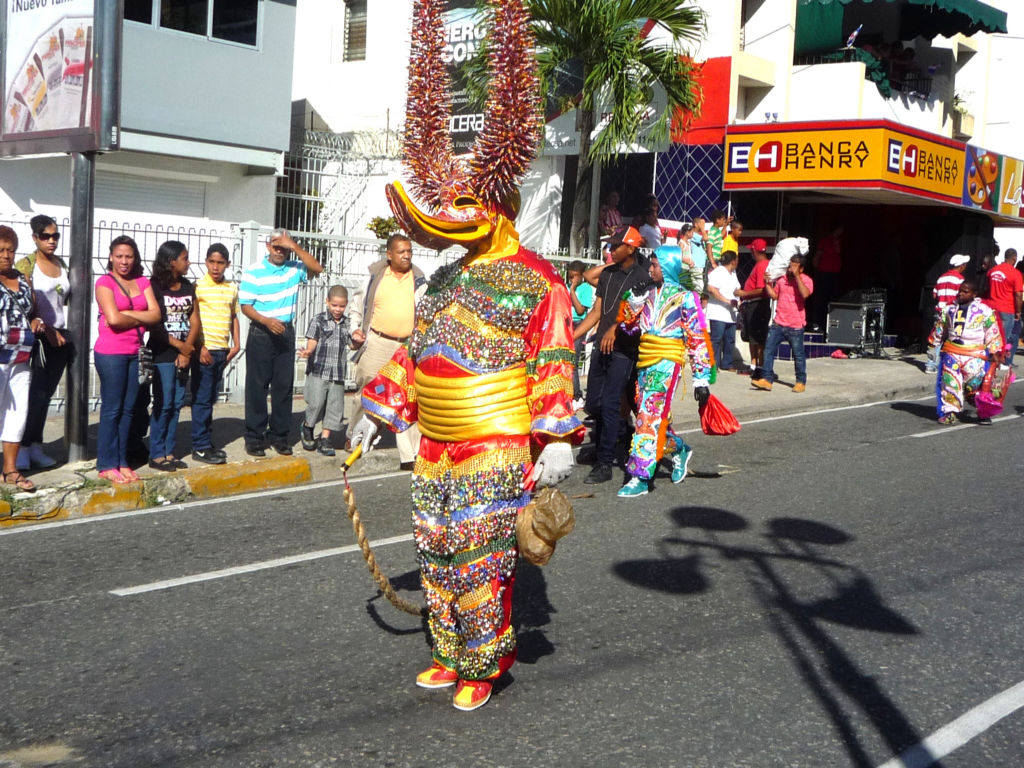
[
  {"left": 359, "top": 0, "right": 583, "bottom": 688},
  {"left": 619, "top": 248, "right": 711, "bottom": 480},
  {"left": 362, "top": 238, "right": 582, "bottom": 680},
  {"left": 927, "top": 298, "right": 1003, "bottom": 417}
]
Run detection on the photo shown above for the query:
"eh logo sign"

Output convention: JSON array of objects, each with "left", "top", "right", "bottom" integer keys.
[
  {"left": 729, "top": 140, "right": 870, "bottom": 173},
  {"left": 886, "top": 139, "right": 959, "bottom": 184}
]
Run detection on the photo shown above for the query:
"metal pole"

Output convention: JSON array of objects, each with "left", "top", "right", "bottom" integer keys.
[
  {"left": 588, "top": 159, "right": 602, "bottom": 254},
  {"left": 65, "top": 151, "right": 96, "bottom": 463}
]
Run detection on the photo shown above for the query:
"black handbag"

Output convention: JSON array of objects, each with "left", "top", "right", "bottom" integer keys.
[{"left": 112, "top": 277, "right": 153, "bottom": 385}]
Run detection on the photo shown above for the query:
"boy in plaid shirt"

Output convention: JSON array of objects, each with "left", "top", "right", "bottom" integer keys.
[{"left": 298, "top": 285, "right": 353, "bottom": 456}]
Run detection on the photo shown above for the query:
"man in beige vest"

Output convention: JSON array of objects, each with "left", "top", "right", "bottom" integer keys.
[{"left": 347, "top": 234, "right": 427, "bottom": 468}]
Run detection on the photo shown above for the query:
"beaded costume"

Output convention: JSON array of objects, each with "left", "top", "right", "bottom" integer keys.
[
  {"left": 619, "top": 248, "right": 711, "bottom": 480},
  {"left": 927, "top": 297, "right": 1003, "bottom": 417},
  {"left": 361, "top": 0, "right": 583, "bottom": 684}
]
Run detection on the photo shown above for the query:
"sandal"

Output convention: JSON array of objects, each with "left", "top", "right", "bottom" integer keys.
[
  {"left": 119, "top": 466, "right": 140, "bottom": 482},
  {"left": 98, "top": 469, "right": 128, "bottom": 484},
  {"left": 4, "top": 471, "right": 37, "bottom": 493}
]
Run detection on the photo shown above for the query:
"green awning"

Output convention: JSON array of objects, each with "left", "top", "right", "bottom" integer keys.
[{"left": 796, "top": 0, "right": 1008, "bottom": 39}]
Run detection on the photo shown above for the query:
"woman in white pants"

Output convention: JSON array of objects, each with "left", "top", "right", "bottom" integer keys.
[{"left": 0, "top": 225, "right": 43, "bottom": 492}]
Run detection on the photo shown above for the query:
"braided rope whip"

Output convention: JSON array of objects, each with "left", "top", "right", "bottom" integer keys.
[{"left": 342, "top": 447, "right": 426, "bottom": 617}]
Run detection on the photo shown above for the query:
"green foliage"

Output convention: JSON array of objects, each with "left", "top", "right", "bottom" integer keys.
[
  {"left": 367, "top": 215, "right": 401, "bottom": 241},
  {"left": 529, "top": 0, "right": 706, "bottom": 161}
]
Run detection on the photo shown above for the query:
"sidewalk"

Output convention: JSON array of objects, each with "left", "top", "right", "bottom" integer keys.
[{"left": 0, "top": 349, "right": 938, "bottom": 525}]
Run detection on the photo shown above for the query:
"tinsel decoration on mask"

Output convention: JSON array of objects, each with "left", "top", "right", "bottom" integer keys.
[{"left": 402, "top": 0, "right": 540, "bottom": 216}]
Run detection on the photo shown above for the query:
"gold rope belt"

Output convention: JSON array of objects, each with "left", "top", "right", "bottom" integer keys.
[
  {"left": 414, "top": 367, "right": 531, "bottom": 441},
  {"left": 638, "top": 334, "right": 685, "bottom": 369},
  {"left": 941, "top": 341, "right": 987, "bottom": 359}
]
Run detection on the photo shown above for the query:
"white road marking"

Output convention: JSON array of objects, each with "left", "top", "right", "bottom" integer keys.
[
  {"left": 0, "top": 470, "right": 406, "bottom": 537},
  {"left": 876, "top": 679, "right": 1024, "bottom": 768},
  {"left": 906, "top": 414, "right": 1019, "bottom": 439},
  {"left": 110, "top": 533, "right": 414, "bottom": 596},
  {"left": 677, "top": 396, "right": 934, "bottom": 435}
]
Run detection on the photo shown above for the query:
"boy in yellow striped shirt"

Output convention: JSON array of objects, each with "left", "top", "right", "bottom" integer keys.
[{"left": 190, "top": 243, "right": 240, "bottom": 464}]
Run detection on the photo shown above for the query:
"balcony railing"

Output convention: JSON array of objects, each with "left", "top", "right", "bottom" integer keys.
[{"left": 794, "top": 48, "right": 932, "bottom": 101}]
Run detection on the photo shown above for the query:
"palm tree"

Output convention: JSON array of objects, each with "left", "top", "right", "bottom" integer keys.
[{"left": 528, "top": 0, "right": 706, "bottom": 255}]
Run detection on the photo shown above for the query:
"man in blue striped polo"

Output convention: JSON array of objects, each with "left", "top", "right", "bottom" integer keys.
[{"left": 239, "top": 230, "right": 324, "bottom": 456}]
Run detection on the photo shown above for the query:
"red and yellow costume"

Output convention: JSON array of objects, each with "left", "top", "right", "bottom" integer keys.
[
  {"left": 360, "top": 0, "right": 582, "bottom": 686},
  {"left": 362, "top": 223, "right": 582, "bottom": 680}
]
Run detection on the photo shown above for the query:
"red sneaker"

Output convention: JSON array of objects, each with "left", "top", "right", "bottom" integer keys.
[
  {"left": 415, "top": 663, "right": 458, "bottom": 689},
  {"left": 452, "top": 679, "right": 492, "bottom": 711}
]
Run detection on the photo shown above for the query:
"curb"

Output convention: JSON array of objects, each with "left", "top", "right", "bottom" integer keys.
[
  {"left": 0, "top": 373, "right": 944, "bottom": 528},
  {"left": 0, "top": 456, "right": 313, "bottom": 528}
]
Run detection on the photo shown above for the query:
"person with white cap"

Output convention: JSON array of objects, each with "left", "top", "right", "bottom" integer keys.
[{"left": 926, "top": 254, "right": 971, "bottom": 373}]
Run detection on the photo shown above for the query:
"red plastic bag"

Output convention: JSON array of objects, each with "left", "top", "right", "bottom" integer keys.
[{"left": 699, "top": 393, "right": 741, "bottom": 435}]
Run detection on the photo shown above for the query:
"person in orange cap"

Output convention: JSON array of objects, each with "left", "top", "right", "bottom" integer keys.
[{"left": 573, "top": 226, "right": 651, "bottom": 484}]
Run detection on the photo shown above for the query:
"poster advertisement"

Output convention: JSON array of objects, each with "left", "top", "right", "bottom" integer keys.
[
  {"left": 1, "top": 0, "right": 117, "bottom": 156},
  {"left": 443, "top": 0, "right": 486, "bottom": 155}
]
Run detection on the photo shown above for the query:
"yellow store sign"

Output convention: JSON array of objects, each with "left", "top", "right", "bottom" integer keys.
[{"left": 724, "top": 122, "right": 963, "bottom": 204}]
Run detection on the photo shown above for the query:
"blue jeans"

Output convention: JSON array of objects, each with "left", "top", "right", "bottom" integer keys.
[
  {"left": 584, "top": 348, "right": 635, "bottom": 466},
  {"left": 762, "top": 324, "right": 807, "bottom": 384},
  {"left": 191, "top": 349, "right": 228, "bottom": 450},
  {"left": 572, "top": 336, "right": 587, "bottom": 400},
  {"left": 94, "top": 352, "right": 141, "bottom": 472},
  {"left": 997, "top": 311, "right": 1020, "bottom": 366},
  {"left": 710, "top": 320, "right": 737, "bottom": 371},
  {"left": 150, "top": 362, "right": 188, "bottom": 459}
]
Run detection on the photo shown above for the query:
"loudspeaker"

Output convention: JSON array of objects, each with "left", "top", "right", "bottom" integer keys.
[{"left": 827, "top": 301, "right": 885, "bottom": 350}]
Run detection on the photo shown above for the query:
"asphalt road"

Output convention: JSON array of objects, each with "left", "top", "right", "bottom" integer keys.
[{"left": 2, "top": 389, "right": 1023, "bottom": 768}]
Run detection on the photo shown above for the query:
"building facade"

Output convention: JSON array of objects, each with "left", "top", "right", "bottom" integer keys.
[
  {"left": 656, "top": 0, "right": 1018, "bottom": 339},
  {"left": 0, "top": 0, "right": 297, "bottom": 246}
]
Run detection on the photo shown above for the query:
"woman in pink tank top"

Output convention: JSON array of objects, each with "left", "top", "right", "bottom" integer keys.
[{"left": 93, "top": 236, "right": 160, "bottom": 483}]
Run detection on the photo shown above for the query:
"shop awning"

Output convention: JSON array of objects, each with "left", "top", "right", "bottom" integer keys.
[
  {"left": 722, "top": 119, "right": 1024, "bottom": 226},
  {"left": 797, "top": 0, "right": 1008, "bottom": 39}
]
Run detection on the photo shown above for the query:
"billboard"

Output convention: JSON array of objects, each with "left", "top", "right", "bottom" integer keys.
[
  {"left": 1, "top": 0, "right": 119, "bottom": 156},
  {"left": 443, "top": 0, "right": 485, "bottom": 155}
]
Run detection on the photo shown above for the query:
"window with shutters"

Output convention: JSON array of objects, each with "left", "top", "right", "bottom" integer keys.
[
  {"left": 344, "top": 0, "right": 367, "bottom": 62},
  {"left": 96, "top": 172, "right": 207, "bottom": 218}
]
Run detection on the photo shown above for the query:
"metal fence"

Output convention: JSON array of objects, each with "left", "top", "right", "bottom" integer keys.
[{"left": 1, "top": 213, "right": 597, "bottom": 414}]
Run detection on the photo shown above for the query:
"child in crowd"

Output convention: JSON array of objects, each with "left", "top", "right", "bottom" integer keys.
[
  {"left": 616, "top": 249, "right": 711, "bottom": 498},
  {"left": 148, "top": 241, "right": 200, "bottom": 472},
  {"left": 190, "top": 243, "right": 240, "bottom": 465},
  {"left": 566, "top": 260, "right": 594, "bottom": 410},
  {"left": 298, "top": 285, "right": 353, "bottom": 456}
]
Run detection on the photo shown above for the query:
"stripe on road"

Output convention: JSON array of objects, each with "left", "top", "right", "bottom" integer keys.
[
  {"left": 110, "top": 533, "right": 414, "bottom": 596},
  {"left": 905, "top": 414, "right": 1019, "bottom": 439},
  {"left": 876, "top": 679, "right": 1024, "bottom": 768}
]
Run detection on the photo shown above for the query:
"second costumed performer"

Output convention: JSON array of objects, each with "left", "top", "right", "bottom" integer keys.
[
  {"left": 348, "top": 0, "right": 584, "bottom": 712},
  {"left": 616, "top": 247, "right": 712, "bottom": 498}
]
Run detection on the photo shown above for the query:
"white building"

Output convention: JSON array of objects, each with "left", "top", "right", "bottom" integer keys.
[
  {"left": 290, "top": 0, "right": 568, "bottom": 253},
  {"left": 0, "top": 0, "right": 297, "bottom": 259}
]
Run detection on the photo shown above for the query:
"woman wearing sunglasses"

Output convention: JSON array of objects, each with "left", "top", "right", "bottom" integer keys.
[{"left": 14, "top": 215, "right": 71, "bottom": 470}]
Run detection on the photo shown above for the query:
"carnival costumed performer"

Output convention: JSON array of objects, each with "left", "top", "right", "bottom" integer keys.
[
  {"left": 928, "top": 277, "right": 1004, "bottom": 424},
  {"left": 616, "top": 248, "right": 711, "bottom": 498},
  {"left": 348, "top": 0, "right": 584, "bottom": 712}
]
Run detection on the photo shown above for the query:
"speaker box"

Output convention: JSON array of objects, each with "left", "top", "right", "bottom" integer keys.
[{"left": 827, "top": 302, "right": 885, "bottom": 348}]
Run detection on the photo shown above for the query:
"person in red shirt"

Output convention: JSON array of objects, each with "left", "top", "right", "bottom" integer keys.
[
  {"left": 811, "top": 224, "right": 842, "bottom": 330},
  {"left": 926, "top": 253, "right": 970, "bottom": 373},
  {"left": 983, "top": 248, "right": 1022, "bottom": 366},
  {"left": 736, "top": 238, "right": 770, "bottom": 378}
]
